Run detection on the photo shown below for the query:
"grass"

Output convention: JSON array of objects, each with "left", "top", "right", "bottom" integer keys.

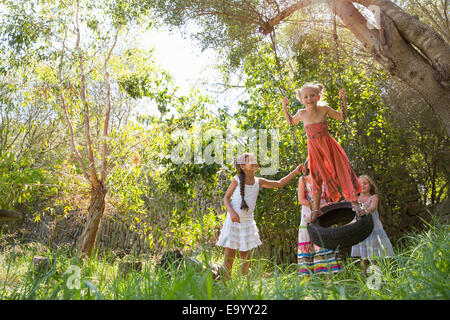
[{"left": 0, "top": 222, "right": 448, "bottom": 300}]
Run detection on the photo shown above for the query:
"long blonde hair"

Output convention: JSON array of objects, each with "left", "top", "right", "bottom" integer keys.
[
  {"left": 359, "top": 174, "right": 379, "bottom": 195},
  {"left": 295, "top": 82, "right": 324, "bottom": 101}
]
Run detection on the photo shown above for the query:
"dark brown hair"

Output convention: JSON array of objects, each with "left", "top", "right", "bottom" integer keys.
[
  {"left": 303, "top": 157, "right": 310, "bottom": 176},
  {"left": 235, "top": 153, "right": 253, "bottom": 210}
]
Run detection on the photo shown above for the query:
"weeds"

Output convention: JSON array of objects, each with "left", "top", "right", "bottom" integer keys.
[{"left": 0, "top": 223, "right": 448, "bottom": 300}]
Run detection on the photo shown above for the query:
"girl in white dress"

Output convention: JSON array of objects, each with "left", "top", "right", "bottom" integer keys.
[
  {"left": 351, "top": 175, "right": 394, "bottom": 273},
  {"left": 216, "top": 153, "right": 302, "bottom": 280}
]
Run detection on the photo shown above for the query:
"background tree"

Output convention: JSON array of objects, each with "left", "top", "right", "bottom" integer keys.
[
  {"left": 0, "top": 0, "right": 154, "bottom": 257},
  {"left": 148, "top": 0, "right": 450, "bottom": 135}
]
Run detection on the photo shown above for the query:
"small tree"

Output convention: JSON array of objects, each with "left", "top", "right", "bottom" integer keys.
[{"left": 1, "top": 0, "right": 153, "bottom": 257}]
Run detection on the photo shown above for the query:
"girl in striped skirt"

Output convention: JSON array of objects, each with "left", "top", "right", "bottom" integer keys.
[{"left": 297, "top": 159, "right": 342, "bottom": 278}]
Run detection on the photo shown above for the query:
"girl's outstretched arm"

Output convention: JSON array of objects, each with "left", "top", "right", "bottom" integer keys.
[
  {"left": 325, "top": 105, "right": 344, "bottom": 121},
  {"left": 259, "top": 164, "right": 302, "bottom": 189},
  {"left": 282, "top": 97, "right": 302, "bottom": 126},
  {"left": 360, "top": 195, "right": 379, "bottom": 215}
]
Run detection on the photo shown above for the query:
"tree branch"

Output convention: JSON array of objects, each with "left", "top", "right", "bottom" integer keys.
[
  {"left": 343, "top": 0, "right": 450, "bottom": 86},
  {"left": 259, "top": 0, "right": 316, "bottom": 35},
  {"left": 58, "top": 26, "right": 91, "bottom": 184},
  {"left": 193, "top": 10, "right": 261, "bottom": 25},
  {"left": 332, "top": 1, "right": 383, "bottom": 57},
  {"left": 75, "top": 0, "right": 99, "bottom": 188},
  {"left": 100, "top": 27, "right": 120, "bottom": 184}
]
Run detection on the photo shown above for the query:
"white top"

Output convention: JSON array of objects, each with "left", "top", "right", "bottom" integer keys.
[
  {"left": 216, "top": 175, "right": 262, "bottom": 251},
  {"left": 230, "top": 175, "right": 260, "bottom": 221}
]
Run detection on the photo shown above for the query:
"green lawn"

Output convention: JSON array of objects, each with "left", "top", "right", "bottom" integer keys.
[{"left": 0, "top": 222, "right": 448, "bottom": 300}]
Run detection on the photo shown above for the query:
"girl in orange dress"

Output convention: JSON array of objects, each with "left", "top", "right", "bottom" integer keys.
[{"left": 282, "top": 83, "right": 361, "bottom": 222}]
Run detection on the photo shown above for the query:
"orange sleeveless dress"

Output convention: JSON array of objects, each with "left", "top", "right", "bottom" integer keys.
[{"left": 304, "top": 120, "right": 361, "bottom": 202}]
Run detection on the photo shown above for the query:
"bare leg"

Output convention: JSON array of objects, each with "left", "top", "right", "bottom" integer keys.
[
  {"left": 240, "top": 251, "right": 251, "bottom": 277},
  {"left": 223, "top": 248, "right": 236, "bottom": 280},
  {"left": 311, "top": 182, "right": 323, "bottom": 222},
  {"left": 297, "top": 178, "right": 303, "bottom": 203}
]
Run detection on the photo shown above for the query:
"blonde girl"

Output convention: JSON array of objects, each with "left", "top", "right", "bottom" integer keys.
[
  {"left": 282, "top": 83, "right": 361, "bottom": 222},
  {"left": 351, "top": 175, "right": 394, "bottom": 273}
]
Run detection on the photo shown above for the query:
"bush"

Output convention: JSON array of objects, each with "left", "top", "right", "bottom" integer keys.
[{"left": 0, "top": 152, "right": 58, "bottom": 210}]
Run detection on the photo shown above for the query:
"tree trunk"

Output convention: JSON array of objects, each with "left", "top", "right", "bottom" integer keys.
[
  {"left": 77, "top": 184, "right": 107, "bottom": 258},
  {"left": 333, "top": 1, "right": 450, "bottom": 136}
]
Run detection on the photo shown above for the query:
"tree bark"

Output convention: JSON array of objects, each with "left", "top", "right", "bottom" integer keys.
[
  {"left": 260, "top": 0, "right": 314, "bottom": 35},
  {"left": 77, "top": 184, "right": 107, "bottom": 258}
]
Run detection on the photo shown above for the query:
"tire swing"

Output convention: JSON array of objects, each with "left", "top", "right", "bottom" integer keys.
[{"left": 307, "top": 202, "right": 374, "bottom": 250}]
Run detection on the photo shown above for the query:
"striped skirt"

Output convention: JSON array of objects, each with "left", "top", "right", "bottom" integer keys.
[{"left": 298, "top": 240, "right": 342, "bottom": 276}]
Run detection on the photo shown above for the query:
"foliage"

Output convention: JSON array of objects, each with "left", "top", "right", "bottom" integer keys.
[
  {"left": 0, "top": 152, "right": 58, "bottom": 210},
  {"left": 125, "top": 92, "right": 229, "bottom": 252},
  {"left": 0, "top": 0, "right": 447, "bottom": 269},
  {"left": 0, "top": 221, "right": 448, "bottom": 300},
  {"left": 146, "top": 0, "right": 272, "bottom": 68}
]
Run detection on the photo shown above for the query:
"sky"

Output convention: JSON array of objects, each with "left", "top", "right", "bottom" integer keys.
[
  {"left": 136, "top": 27, "right": 246, "bottom": 117},
  {"left": 139, "top": 28, "right": 217, "bottom": 96}
]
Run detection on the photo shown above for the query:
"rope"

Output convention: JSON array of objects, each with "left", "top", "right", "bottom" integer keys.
[
  {"left": 331, "top": 4, "right": 349, "bottom": 136},
  {"left": 332, "top": 5, "right": 341, "bottom": 88},
  {"left": 269, "top": 30, "right": 304, "bottom": 166}
]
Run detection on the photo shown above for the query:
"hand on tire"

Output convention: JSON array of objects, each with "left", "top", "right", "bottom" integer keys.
[
  {"left": 307, "top": 202, "right": 374, "bottom": 249},
  {"left": 357, "top": 208, "right": 368, "bottom": 216},
  {"left": 320, "top": 202, "right": 333, "bottom": 208}
]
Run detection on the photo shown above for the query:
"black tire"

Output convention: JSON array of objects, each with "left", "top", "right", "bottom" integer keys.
[{"left": 307, "top": 202, "right": 374, "bottom": 250}]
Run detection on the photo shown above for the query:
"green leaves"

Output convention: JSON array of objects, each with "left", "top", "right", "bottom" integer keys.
[
  {"left": 0, "top": 152, "right": 57, "bottom": 210},
  {"left": 0, "top": 0, "right": 65, "bottom": 69}
]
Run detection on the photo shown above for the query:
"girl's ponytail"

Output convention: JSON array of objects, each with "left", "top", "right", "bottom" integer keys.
[
  {"left": 235, "top": 154, "right": 249, "bottom": 211},
  {"left": 315, "top": 83, "right": 324, "bottom": 97},
  {"left": 239, "top": 169, "right": 249, "bottom": 210}
]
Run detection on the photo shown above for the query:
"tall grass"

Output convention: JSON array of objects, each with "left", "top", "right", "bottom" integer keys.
[{"left": 0, "top": 222, "right": 448, "bottom": 300}]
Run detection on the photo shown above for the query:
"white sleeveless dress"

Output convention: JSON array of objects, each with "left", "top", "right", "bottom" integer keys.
[
  {"left": 351, "top": 195, "right": 395, "bottom": 258},
  {"left": 216, "top": 175, "right": 262, "bottom": 251}
]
